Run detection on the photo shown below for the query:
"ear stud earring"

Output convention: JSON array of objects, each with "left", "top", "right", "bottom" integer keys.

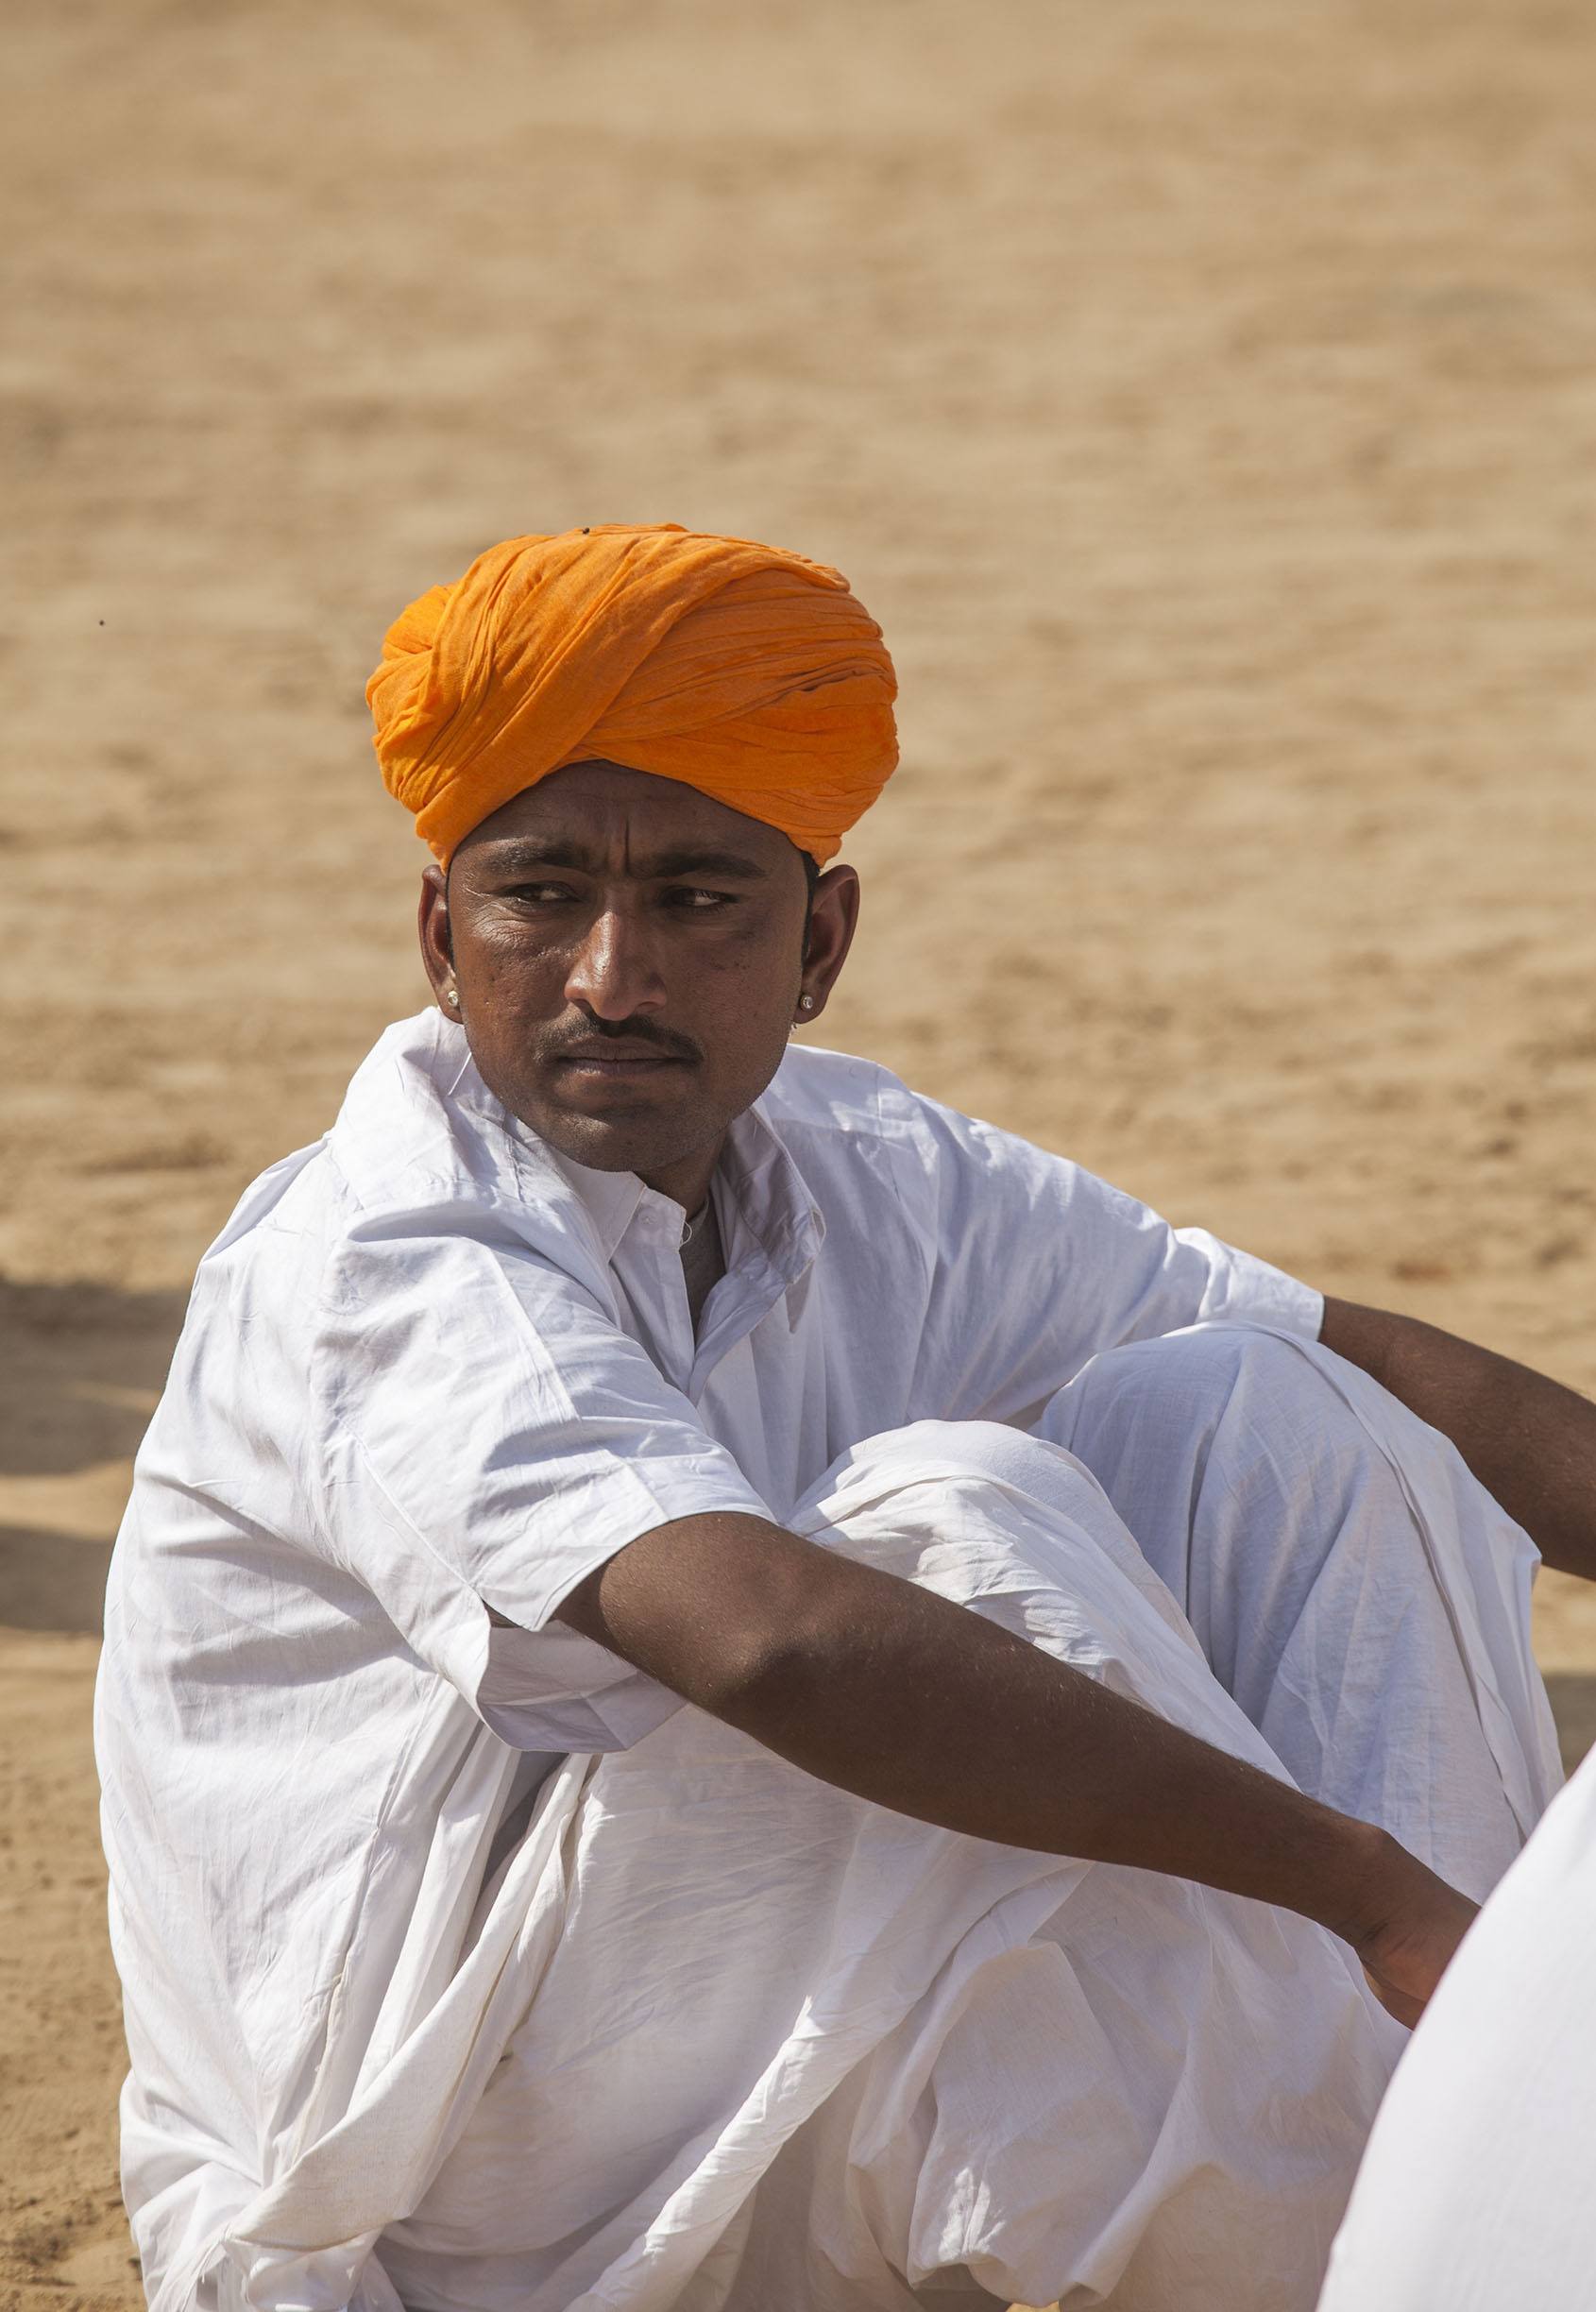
[{"left": 799, "top": 994, "right": 816, "bottom": 1012}]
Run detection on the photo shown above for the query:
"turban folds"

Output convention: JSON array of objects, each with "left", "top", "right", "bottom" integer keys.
[{"left": 367, "top": 523, "right": 898, "bottom": 865}]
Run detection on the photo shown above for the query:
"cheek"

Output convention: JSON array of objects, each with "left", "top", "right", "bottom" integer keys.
[
  {"left": 455, "top": 954, "right": 569, "bottom": 1088},
  {"left": 693, "top": 946, "right": 803, "bottom": 1062},
  {"left": 460, "top": 927, "right": 565, "bottom": 1007}
]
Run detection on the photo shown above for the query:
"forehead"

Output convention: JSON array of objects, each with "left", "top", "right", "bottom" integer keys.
[{"left": 458, "top": 761, "right": 802, "bottom": 879}]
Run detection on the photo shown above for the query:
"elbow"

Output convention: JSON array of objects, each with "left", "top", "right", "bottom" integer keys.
[
  {"left": 683, "top": 1565, "right": 869, "bottom": 1737},
  {"left": 688, "top": 1617, "right": 829, "bottom": 1730},
  {"left": 603, "top": 1519, "right": 885, "bottom": 1738}
]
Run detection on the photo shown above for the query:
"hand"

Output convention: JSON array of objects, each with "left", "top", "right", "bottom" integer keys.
[{"left": 1345, "top": 1839, "right": 1479, "bottom": 2029}]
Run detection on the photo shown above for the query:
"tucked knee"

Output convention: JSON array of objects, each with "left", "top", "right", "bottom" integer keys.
[
  {"left": 1038, "top": 1322, "right": 1338, "bottom": 1449},
  {"left": 839, "top": 1417, "right": 1095, "bottom": 1504}
]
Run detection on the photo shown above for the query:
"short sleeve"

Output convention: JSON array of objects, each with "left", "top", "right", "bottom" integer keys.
[
  {"left": 910, "top": 1099, "right": 1322, "bottom": 1424},
  {"left": 312, "top": 1208, "right": 773, "bottom": 1752}
]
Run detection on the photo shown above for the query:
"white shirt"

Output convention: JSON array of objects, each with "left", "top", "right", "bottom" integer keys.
[{"left": 95, "top": 1010, "right": 1320, "bottom": 2310}]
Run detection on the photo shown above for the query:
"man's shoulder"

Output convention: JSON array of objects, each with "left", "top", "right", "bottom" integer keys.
[
  {"left": 324, "top": 1008, "right": 497, "bottom": 1205},
  {"left": 190, "top": 1013, "right": 459, "bottom": 1252},
  {"left": 762, "top": 1043, "right": 947, "bottom": 1185},
  {"left": 765, "top": 1043, "right": 1046, "bottom": 1175},
  {"left": 766, "top": 1040, "right": 902, "bottom": 1126},
  {"left": 195, "top": 1011, "right": 571, "bottom": 1290},
  {"left": 766, "top": 1041, "right": 953, "bottom": 1140},
  {"left": 759, "top": 1046, "right": 1077, "bottom": 1251}
]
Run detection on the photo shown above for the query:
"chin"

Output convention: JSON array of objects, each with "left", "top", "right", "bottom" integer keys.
[{"left": 532, "top": 1104, "right": 700, "bottom": 1179}]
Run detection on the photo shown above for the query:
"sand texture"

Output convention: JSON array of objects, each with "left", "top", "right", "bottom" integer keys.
[{"left": 3, "top": 2, "right": 1594, "bottom": 2304}]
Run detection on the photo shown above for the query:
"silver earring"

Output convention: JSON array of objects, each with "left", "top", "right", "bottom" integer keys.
[{"left": 799, "top": 994, "right": 816, "bottom": 1012}]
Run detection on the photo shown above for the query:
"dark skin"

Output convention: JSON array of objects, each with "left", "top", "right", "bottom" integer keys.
[
  {"left": 421, "top": 760, "right": 1592, "bottom": 2025},
  {"left": 420, "top": 760, "right": 857, "bottom": 1214},
  {"left": 1317, "top": 1299, "right": 1596, "bottom": 1586}
]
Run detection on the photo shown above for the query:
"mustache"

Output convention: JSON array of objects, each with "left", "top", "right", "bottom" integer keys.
[{"left": 541, "top": 1012, "right": 703, "bottom": 1063}]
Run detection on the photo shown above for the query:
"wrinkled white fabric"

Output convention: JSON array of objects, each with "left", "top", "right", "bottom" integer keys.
[
  {"left": 372, "top": 1351, "right": 1556, "bottom": 2312},
  {"left": 93, "top": 1011, "right": 1560, "bottom": 2312},
  {"left": 375, "top": 1422, "right": 1412, "bottom": 2312},
  {"left": 97, "top": 1012, "right": 1318, "bottom": 2312},
  {"left": 1317, "top": 1736, "right": 1596, "bottom": 2312},
  {"left": 1037, "top": 1324, "right": 1557, "bottom": 1898},
  {"left": 216, "top": 1396, "right": 1555, "bottom": 2312}
]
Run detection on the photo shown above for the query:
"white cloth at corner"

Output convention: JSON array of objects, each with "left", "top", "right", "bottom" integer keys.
[{"left": 1317, "top": 1734, "right": 1596, "bottom": 2311}]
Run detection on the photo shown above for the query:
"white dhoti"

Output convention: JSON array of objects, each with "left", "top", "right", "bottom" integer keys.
[
  {"left": 216, "top": 1330, "right": 1560, "bottom": 2312},
  {"left": 1036, "top": 1323, "right": 1557, "bottom": 1896}
]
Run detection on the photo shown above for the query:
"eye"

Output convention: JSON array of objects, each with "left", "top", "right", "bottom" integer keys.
[
  {"left": 506, "top": 880, "right": 580, "bottom": 905},
  {"left": 666, "top": 886, "right": 738, "bottom": 911}
]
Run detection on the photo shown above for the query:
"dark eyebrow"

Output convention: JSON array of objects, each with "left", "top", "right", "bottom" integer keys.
[
  {"left": 477, "top": 839, "right": 772, "bottom": 883},
  {"left": 645, "top": 847, "right": 773, "bottom": 882}
]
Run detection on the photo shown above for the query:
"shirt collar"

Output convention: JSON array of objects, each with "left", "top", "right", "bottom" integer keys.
[
  {"left": 337, "top": 1012, "right": 824, "bottom": 1295},
  {"left": 542, "top": 1146, "right": 647, "bottom": 1263},
  {"left": 715, "top": 1095, "right": 826, "bottom": 1297},
  {"left": 546, "top": 1085, "right": 825, "bottom": 1298}
]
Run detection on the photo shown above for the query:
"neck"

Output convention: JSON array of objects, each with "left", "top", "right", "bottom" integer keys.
[{"left": 638, "top": 1136, "right": 726, "bottom": 1216}]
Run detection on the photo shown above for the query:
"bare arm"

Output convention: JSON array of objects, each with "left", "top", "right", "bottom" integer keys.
[
  {"left": 558, "top": 1510, "right": 1473, "bottom": 2023},
  {"left": 1319, "top": 1297, "right": 1596, "bottom": 1583}
]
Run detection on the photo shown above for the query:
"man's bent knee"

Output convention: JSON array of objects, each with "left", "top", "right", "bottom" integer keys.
[{"left": 1034, "top": 1320, "right": 1357, "bottom": 1456}]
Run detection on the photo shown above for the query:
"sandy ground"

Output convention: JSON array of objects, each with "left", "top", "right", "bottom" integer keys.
[{"left": 3, "top": 1, "right": 1594, "bottom": 2304}]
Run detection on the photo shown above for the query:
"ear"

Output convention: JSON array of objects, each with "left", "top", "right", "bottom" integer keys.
[
  {"left": 417, "top": 865, "right": 460, "bottom": 1015},
  {"left": 795, "top": 864, "right": 860, "bottom": 1023}
]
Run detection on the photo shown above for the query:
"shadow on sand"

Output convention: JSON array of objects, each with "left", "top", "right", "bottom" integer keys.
[
  {"left": 0, "top": 1274, "right": 187, "bottom": 1632},
  {"left": 1544, "top": 1673, "right": 1596, "bottom": 1776},
  {"left": 0, "top": 1275, "right": 187, "bottom": 1478},
  {"left": 0, "top": 1527, "right": 115, "bottom": 1633}
]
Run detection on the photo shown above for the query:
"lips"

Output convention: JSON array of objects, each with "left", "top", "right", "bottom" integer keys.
[
  {"left": 548, "top": 1040, "right": 696, "bottom": 1094},
  {"left": 554, "top": 1043, "right": 687, "bottom": 1069}
]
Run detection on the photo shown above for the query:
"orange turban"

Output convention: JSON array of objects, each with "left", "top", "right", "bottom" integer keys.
[{"left": 367, "top": 523, "right": 898, "bottom": 866}]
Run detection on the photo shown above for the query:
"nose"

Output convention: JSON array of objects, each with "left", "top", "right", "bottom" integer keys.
[{"left": 563, "top": 904, "right": 667, "bottom": 1021}]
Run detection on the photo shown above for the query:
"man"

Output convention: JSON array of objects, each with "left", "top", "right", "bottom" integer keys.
[{"left": 97, "top": 523, "right": 1587, "bottom": 2312}]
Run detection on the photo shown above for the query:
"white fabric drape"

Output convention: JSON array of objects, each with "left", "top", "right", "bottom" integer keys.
[
  {"left": 1036, "top": 1323, "right": 1557, "bottom": 1896},
  {"left": 98, "top": 1016, "right": 1331, "bottom": 2312},
  {"left": 207, "top": 1337, "right": 1558, "bottom": 2312}
]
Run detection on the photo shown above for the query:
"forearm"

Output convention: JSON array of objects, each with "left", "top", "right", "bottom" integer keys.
[
  {"left": 562, "top": 1514, "right": 1442, "bottom": 1953},
  {"left": 747, "top": 1563, "right": 1403, "bottom": 1937},
  {"left": 1320, "top": 1296, "right": 1596, "bottom": 1581}
]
